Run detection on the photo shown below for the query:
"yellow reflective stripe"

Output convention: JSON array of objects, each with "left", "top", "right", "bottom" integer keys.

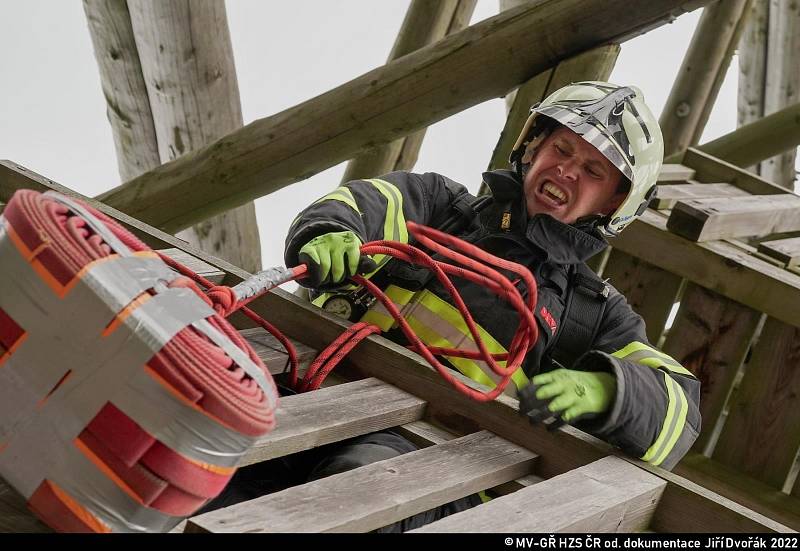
[
  {"left": 359, "top": 285, "right": 416, "bottom": 331},
  {"left": 365, "top": 179, "right": 408, "bottom": 244},
  {"left": 314, "top": 187, "right": 361, "bottom": 214},
  {"left": 478, "top": 491, "right": 492, "bottom": 504},
  {"left": 311, "top": 293, "right": 329, "bottom": 308},
  {"left": 612, "top": 341, "right": 694, "bottom": 378},
  {"left": 654, "top": 376, "right": 689, "bottom": 466},
  {"left": 416, "top": 290, "right": 529, "bottom": 391},
  {"left": 640, "top": 372, "right": 689, "bottom": 466},
  {"left": 405, "top": 313, "right": 497, "bottom": 389}
]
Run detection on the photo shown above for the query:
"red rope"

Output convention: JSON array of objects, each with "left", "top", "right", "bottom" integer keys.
[{"left": 159, "top": 223, "right": 538, "bottom": 403}]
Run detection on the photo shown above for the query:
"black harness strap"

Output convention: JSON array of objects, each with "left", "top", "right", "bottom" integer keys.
[{"left": 548, "top": 262, "right": 609, "bottom": 369}]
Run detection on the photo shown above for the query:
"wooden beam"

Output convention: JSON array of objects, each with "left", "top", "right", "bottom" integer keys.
[
  {"left": 157, "top": 248, "right": 225, "bottom": 284},
  {"left": 658, "top": 163, "right": 696, "bottom": 183},
  {"left": 659, "top": 0, "right": 752, "bottom": 157},
  {"left": 679, "top": 147, "right": 787, "bottom": 195},
  {"left": 661, "top": 283, "right": 761, "bottom": 453},
  {"left": 650, "top": 182, "right": 750, "bottom": 210},
  {"left": 242, "top": 378, "right": 426, "bottom": 465},
  {"left": 758, "top": 237, "right": 800, "bottom": 267},
  {"left": 340, "top": 0, "right": 477, "bottom": 182},
  {"left": 413, "top": 456, "right": 665, "bottom": 532},
  {"left": 95, "top": 0, "right": 712, "bottom": 233},
  {"left": 239, "top": 327, "right": 317, "bottom": 376},
  {"left": 697, "top": 102, "right": 800, "bottom": 169},
  {"left": 738, "top": 0, "right": 800, "bottom": 189},
  {"left": 82, "top": 0, "right": 160, "bottom": 182},
  {"left": 675, "top": 453, "right": 800, "bottom": 531},
  {"left": 122, "top": 0, "right": 262, "bottom": 272},
  {"left": 666, "top": 194, "right": 800, "bottom": 242},
  {"left": 602, "top": 251, "right": 683, "bottom": 344},
  {"left": 481, "top": 44, "right": 620, "bottom": 194},
  {"left": 610, "top": 208, "right": 800, "bottom": 330},
  {"left": 714, "top": 317, "right": 800, "bottom": 489},
  {"left": 187, "top": 431, "right": 537, "bottom": 533}
]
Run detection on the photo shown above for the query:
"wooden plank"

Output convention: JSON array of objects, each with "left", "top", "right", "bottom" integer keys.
[
  {"left": 667, "top": 194, "right": 800, "bottom": 242},
  {"left": 758, "top": 237, "right": 800, "bottom": 267},
  {"left": 713, "top": 317, "right": 800, "bottom": 489},
  {"left": 157, "top": 247, "right": 225, "bottom": 284},
  {"left": 662, "top": 283, "right": 761, "bottom": 453},
  {"left": 412, "top": 456, "right": 665, "bottom": 532},
  {"left": 681, "top": 147, "right": 788, "bottom": 195},
  {"left": 187, "top": 431, "right": 537, "bottom": 533},
  {"left": 651, "top": 182, "right": 749, "bottom": 210},
  {"left": 239, "top": 327, "right": 316, "bottom": 377},
  {"left": 602, "top": 250, "right": 683, "bottom": 344},
  {"left": 94, "top": 0, "right": 715, "bottom": 233},
  {"left": 394, "top": 420, "right": 545, "bottom": 493},
  {"left": 242, "top": 378, "right": 426, "bottom": 466},
  {"left": 675, "top": 453, "right": 800, "bottom": 532},
  {"left": 658, "top": 164, "right": 696, "bottom": 183}
]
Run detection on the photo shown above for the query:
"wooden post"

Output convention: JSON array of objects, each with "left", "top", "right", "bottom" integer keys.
[
  {"left": 340, "top": 0, "right": 477, "bottom": 182},
  {"left": 82, "top": 0, "right": 160, "bottom": 182},
  {"left": 659, "top": 0, "right": 752, "bottom": 158},
  {"left": 737, "top": 0, "right": 800, "bottom": 189},
  {"left": 85, "top": 0, "right": 262, "bottom": 272},
  {"left": 696, "top": 102, "right": 800, "bottom": 168},
  {"left": 95, "top": 0, "right": 712, "bottom": 234}
]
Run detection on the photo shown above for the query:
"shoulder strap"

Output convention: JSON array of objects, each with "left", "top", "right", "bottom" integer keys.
[{"left": 547, "top": 262, "right": 609, "bottom": 369}]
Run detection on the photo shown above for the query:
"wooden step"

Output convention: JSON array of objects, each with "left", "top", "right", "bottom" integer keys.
[
  {"left": 412, "top": 456, "right": 665, "bottom": 532},
  {"left": 187, "top": 431, "right": 537, "bottom": 533}
]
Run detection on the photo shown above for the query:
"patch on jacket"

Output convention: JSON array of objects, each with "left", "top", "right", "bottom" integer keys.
[{"left": 540, "top": 306, "right": 557, "bottom": 335}]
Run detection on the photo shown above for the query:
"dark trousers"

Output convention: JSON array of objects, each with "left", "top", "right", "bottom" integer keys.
[{"left": 200, "top": 431, "right": 482, "bottom": 532}]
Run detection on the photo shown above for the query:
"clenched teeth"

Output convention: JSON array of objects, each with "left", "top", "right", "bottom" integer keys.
[{"left": 543, "top": 182, "right": 567, "bottom": 203}]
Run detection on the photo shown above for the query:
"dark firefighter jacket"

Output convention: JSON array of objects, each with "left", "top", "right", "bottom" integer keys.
[{"left": 284, "top": 169, "right": 701, "bottom": 470}]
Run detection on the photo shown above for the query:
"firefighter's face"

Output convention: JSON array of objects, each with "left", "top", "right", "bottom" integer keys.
[{"left": 523, "top": 126, "right": 625, "bottom": 224}]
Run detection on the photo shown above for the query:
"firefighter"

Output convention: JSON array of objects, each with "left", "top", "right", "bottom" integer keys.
[{"left": 213, "top": 82, "right": 700, "bottom": 530}]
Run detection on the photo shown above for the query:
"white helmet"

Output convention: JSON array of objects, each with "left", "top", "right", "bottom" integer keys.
[{"left": 510, "top": 81, "right": 664, "bottom": 236}]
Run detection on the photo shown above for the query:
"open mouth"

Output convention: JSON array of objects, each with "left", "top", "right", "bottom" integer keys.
[{"left": 538, "top": 181, "right": 568, "bottom": 207}]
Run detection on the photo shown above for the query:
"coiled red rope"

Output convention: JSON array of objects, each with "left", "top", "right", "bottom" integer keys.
[{"left": 177, "top": 221, "right": 540, "bottom": 402}]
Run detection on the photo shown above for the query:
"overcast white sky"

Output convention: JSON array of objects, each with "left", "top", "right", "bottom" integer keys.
[{"left": 0, "top": 1, "right": 745, "bottom": 269}]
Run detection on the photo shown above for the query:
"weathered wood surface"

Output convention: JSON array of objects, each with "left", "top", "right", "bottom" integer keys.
[
  {"left": 484, "top": 44, "right": 620, "bottom": 180},
  {"left": 341, "top": 0, "right": 477, "bottom": 182},
  {"left": 659, "top": 0, "right": 752, "bottom": 157},
  {"left": 713, "top": 317, "right": 800, "bottom": 489},
  {"left": 413, "top": 456, "right": 665, "bottom": 532},
  {"left": 658, "top": 163, "right": 696, "bottom": 183},
  {"left": 676, "top": 453, "right": 800, "bottom": 532},
  {"left": 187, "top": 431, "right": 537, "bottom": 533},
  {"left": 243, "top": 378, "right": 426, "bottom": 466},
  {"left": 157, "top": 247, "right": 225, "bottom": 284},
  {"left": 738, "top": 0, "right": 800, "bottom": 188},
  {"left": 240, "top": 327, "right": 316, "bottom": 375},
  {"left": 667, "top": 194, "right": 800, "bottom": 242},
  {"left": 650, "top": 182, "right": 749, "bottom": 210},
  {"left": 661, "top": 283, "right": 761, "bottom": 453},
  {"left": 757, "top": 237, "right": 800, "bottom": 267},
  {"left": 602, "top": 250, "right": 683, "bottom": 344},
  {"left": 0, "top": 479, "right": 49, "bottom": 533},
  {"left": 697, "top": 102, "right": 800, "bottom": 169},
  {"left": 679, "top": 147, "right": 787, "bottom": 195},
  {"left": 83, "top": 0, "right": 160, "bottom": 182},
  {"left": 96, "top": 0, "right": 712, "bottom": 233},
  {"left": 124, "top": 0, "right": 261, "bottom": 272}
]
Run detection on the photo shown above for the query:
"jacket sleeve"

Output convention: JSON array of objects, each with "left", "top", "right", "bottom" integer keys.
[
  {"left": 284, "top": 171, "right": 470, "bottom": 272},
  {"left": 571, "top": 284, "right": 701, "bottom": 470}
]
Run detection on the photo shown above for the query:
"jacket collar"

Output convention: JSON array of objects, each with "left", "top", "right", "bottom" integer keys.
[{"left": 480, "top": 170, "right": 608, "bottom": 264}]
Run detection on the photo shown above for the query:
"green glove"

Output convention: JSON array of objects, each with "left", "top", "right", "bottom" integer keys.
[
  {"left": 528, "top": 368, "right": 616, "bottom": 422},
  {"left": 299, "top": 231, "right": 371, "bottom": 287}
]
